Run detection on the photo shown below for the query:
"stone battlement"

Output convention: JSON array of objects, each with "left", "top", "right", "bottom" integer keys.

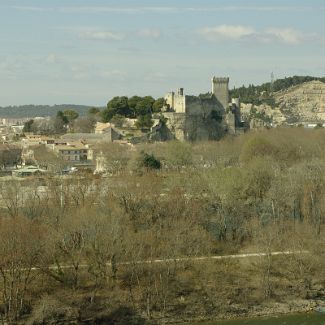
[{"left": 212, "top": 77, "right": 229, "bottom": 83}]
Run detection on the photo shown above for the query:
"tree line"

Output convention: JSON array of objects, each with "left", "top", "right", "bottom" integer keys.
[
  {"left": 101, "top": 96, "right": 165, "bottom": 129},
  {"left": 0, "top": 104, "right": 94, "bottom": 118},
  {"left": 22, "top": 96, "right": 166, "bottom": 134}
]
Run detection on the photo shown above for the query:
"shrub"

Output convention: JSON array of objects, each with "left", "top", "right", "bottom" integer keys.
[{"left": 138, "top": 152, "right": 161, "bottom": 170}]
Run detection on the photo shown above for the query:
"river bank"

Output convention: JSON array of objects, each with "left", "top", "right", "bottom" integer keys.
[
  {"left": 20, "top": 298, "right": 324, "bottom": 324},
  {"left": 187, "top": 312, "right": 325, "bottom": 325},
  {"left": 164, "top": 299, "right": 323, "bottom": 324}
]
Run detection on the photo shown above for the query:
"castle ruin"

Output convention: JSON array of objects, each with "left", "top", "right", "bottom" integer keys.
[{"left": 161, "top": 76, "right": 245, "bottom": 141}]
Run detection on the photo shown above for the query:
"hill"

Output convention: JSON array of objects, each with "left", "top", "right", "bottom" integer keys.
[
  {"left": 0, "top": 104, "right": 103, "bottom": 118},
  {"left": 230, "top": 75, "right": 325, "bottom": 106},
  {"left": 274, "top": 80, "right": 325, "bottom": 123},
  {"left": 235, "top": 77, "right": 325, "bottom": 126}
]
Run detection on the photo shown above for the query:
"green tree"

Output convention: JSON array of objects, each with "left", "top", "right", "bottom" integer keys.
[
  {"left": 138, "top": 152, "right": 161, "bottom": 170},
  {"left": 152, "top": 97, "right": 165, "bottom": 113},
  {"left": 135, "top": 114, "right": 154, "bottom": 129},
  {"left": 108, "top": 96, "right": 131, "bottom": 116},
  {"left": 135, "top": 96, "right": 155, "bottom": 116},
  {"left": 101, "top": 108, "right": 115, "bottom": 123},
  {"left": 56, "top": 111, "right": 69, "bottom": 125},
  {"left": 101, "top": 96, "right": 131, "bottom": 122},
  {"left": 128, "top": 96, "right": 142, "bottom": 117},
  {"left": 88, "top": 107, "right": 100, "bottom": 115},
  {"left": 63, "top": 110, "right": 79, "bottom": 123},
  {"left": 23, "top": 119, "right": 34, "bottom": 133}
]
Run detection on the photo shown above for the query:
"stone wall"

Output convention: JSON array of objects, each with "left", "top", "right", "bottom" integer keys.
[
  {"left": 163, "top": 112, "right": 187, "bottom": 141},
  {"left": 185, "top": 95, "right": 223, "bottom": 116}
]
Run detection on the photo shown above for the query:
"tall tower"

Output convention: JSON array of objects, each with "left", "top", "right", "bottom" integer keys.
[{"left": 212, "top": 77, "right": 229, "bottom": 109}]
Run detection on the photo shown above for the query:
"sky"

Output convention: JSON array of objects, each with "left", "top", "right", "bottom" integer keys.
[{"left": 0, "top": 0, "right": 325, "bottom": 106}]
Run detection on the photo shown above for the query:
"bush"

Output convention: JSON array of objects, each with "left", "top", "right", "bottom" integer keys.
[{"left": 138, "top": 152, "right": 161, "bottom": 170}]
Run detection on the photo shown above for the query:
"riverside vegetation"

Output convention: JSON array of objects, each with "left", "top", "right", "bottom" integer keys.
[{"left": 0, "top": 128, "right": 325, "bottom": 324}]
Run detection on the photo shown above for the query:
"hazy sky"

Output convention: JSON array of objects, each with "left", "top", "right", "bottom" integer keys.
[{"left": 1, "top": 0, "right": 325, "bottom": 106}]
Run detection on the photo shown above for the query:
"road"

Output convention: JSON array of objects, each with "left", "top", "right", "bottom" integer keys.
[{"left": 28, "top": 249, "right": 309, "bottom": 272}]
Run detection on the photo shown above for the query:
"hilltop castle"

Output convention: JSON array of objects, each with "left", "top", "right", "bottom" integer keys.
[{"left": 160, "top": 76, "right": 245, "bottom": 141}]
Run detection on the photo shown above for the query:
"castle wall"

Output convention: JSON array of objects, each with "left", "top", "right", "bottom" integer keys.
[
  {"left": 163, "top": 112, "right": 186, "bottom": 141},
  {"left": 163, "top": 111, "right": 225, "bottom": 142},
  {"left": 225, "top": 112, "right": 236, "bottom": 134}
]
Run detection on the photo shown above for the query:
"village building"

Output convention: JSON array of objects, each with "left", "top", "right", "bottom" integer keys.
[
  {"left": 61, "top": 133, "right": 116, "bottom": 145},
  {"left": 94, "top": 122, "right": 123, "bottom": 140},
  {"left": 53, "top": 142, "right": 93, "bottom": 163}
]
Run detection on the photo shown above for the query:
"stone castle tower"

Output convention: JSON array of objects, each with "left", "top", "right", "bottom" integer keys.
[
  {"left": 212, "top": 77, "right": 229, "bottom": 109},
  {"left": 162, "top": 76, "right": 246, "bottom": 141}
]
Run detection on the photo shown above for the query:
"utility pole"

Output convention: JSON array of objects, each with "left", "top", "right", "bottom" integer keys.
[{"left": 270, "top": 72, "right": 275, "bottom": 95}]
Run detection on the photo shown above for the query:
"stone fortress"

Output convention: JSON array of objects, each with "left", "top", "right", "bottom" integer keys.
[{"left": 160, "top": 76, "right": 246, "bottom": 141}]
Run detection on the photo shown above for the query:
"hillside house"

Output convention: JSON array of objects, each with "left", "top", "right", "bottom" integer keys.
[{"left": 53, "top": 142, "right": 92, "bottom": 162}]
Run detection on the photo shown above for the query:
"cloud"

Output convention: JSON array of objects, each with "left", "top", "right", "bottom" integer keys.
[
  {"left": 198, "top": 25, "right": 317, "bottom": 45},
  {"left": 265, "top": 28, "right": 304, "bottom": 45},
  {"left": 55, "top": 5, "right": 322, "bottom": 15},
  {"left": 78, "top": 30, "right": 125, "bottom": 41},
  {"left": 99, "top": 70, "right": 127, "bottom": 78},
  {"left": 186, "top": 6, "right": 317, "bottom": 12},
  {"left": 11, "top": 4, "right": 322, "bottom": 15},
  {"left": 137, "top": 29, "right": 162, "bottom": 39},
  {"left": 59, "top": 6, "right": 180, "bottom": 14},
  {"left": 59, "top": 6, "right": 142, "bottom": 14},
  {"left": 60, "top": 26, "right": 162, "bottom": 41},
  {"left": 67, "top": 63, "right": 127, "bottom": 81},
  {"left": 11, "top": 5, "right": 53, "bottom": 12},
  {"left": 46, "top": 54, "right": 58, "bottom": 64},
  {"left": 199, "top": 25, "right": 255, "bottom": 41}
]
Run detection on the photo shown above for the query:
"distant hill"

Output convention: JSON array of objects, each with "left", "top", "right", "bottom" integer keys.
[
  {"left": 0, "top": 104, "right": 103, "bottom": 118},
  {"left": 230, "top": 76, "right": 325, "bottom": 106}
]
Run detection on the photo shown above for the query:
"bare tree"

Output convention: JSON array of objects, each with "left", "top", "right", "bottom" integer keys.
[
  {"left": 0, "top": 217, "right": 46, "bottom": 322},
  {"left": 0, "top": 180, "right": 24, "bottom": 218}
]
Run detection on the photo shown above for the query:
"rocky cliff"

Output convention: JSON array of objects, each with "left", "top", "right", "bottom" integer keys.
[
  {"left": 242, "top": 80, "right": 325, "bottom": 127},
  {"left": 275, "top": 80, "right": 325, "bottom": 123}
]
